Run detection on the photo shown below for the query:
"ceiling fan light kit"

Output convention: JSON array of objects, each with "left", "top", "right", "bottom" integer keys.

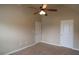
[{"left": 39, "top": 10, "right": 46, "bottom": 15}]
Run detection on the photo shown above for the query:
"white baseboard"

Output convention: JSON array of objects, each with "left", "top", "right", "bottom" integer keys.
[
  {"left": 4, "top": 41, "right": 79, "bottom": 55},
  {"left": 41, "top": 41, "right": 79, "bottom": 51},
  {"left": 5, "top": 42, "right": 37, "bottom": 55},
  {"left": 41, "top": 41, "right": 61, "bottom": 46}
]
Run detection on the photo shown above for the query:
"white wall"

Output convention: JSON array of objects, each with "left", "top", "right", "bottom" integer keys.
[
  {"left": 0, "top": 5, "right": 41, "bottom": 54},
  {"left": 41, "top": 5, "right": 79, "bottom": 49}
]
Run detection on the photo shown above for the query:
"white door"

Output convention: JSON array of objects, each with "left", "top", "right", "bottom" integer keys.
[
  {"left": 35, "top": 21, "right": 41, "bottom": 43},
  {"left": 60, "top": 20, "right": 74, "bottom": 48}
]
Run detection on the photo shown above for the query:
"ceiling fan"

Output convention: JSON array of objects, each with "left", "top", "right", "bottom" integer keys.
[{"left": 29, "top": 4, "right": 58, "bottom": 16}]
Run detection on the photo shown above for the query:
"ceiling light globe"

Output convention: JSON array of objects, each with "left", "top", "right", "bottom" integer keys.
[{"left": 39, "top": 10, "right": 46, "bottom": 15}]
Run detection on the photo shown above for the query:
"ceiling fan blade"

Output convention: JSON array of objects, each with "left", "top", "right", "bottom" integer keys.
[
  {"left": 34, "top": 11, "right": 39, "bottom": 14},
  {"left": 47, "top": 9, "right": 57, "bottom": 11},
  {"left": 28, "top": 7, "right": 39, "bottom": 11}
]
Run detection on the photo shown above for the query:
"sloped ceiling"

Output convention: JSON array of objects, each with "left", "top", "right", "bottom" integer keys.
[
  {"left": 65, "top": 4, "right": 79, "bottom": 13},
  {"left": 28, "top": 4, "right": 79, "bottom": 13},
  {"left": 29, "top": 4, "right": 64, "bottom": 8},
  {"left": 21, "top": 4, "right": 79, "bottom": 14}
]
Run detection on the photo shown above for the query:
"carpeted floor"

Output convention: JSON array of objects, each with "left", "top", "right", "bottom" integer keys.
[{"left": 11, "top": 42, "right": 79, "bottom": 55}]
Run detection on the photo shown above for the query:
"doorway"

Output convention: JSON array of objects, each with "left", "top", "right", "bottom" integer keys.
[{"left": 60, "top": 20, "right": 74, "bottom": 48}]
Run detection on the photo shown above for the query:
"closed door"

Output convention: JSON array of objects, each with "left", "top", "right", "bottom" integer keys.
[
  {"left": 35, "top": 21, "right": 41, "bottom": 43},
  {"left": 60, "top": 20, "right": 74, "bottom": 48}
]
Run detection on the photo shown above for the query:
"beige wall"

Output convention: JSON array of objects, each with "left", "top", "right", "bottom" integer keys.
[
  {"left": 0, "top": 4, "right": 79, "bottom": 54},
  {"left": 0, "top": 5, "right": 41, "bottom": 54},
  {"left": 41, "top": 5, "right": 79, "bottom": 49}
]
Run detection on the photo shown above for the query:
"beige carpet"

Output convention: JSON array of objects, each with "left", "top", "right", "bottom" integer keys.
[{"left": 11, "top": 42, "right": 79, "bottom": 55}]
